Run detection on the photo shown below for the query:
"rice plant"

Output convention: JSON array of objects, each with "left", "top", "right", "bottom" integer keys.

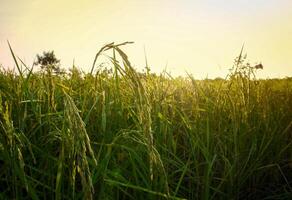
[{"left": 0, "top": 42, "right": 291, "bottom": 199}]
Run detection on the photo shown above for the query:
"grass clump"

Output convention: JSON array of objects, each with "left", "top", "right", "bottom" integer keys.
[{"left": 0, "top": 42, "right": 291, "bottom": 199}]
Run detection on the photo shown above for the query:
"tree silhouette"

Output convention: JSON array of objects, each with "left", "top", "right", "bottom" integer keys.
[{"left": 34, "top": 51, "right": 61, "bottom": 74}]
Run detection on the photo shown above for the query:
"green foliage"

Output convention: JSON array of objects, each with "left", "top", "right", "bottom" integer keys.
[{"left": 0, "top": 43, "right": 291, "bottom": 199}]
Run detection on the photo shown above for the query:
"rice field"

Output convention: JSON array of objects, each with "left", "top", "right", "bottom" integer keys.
[{"left": 0, "top": 43, "right": 291, "bottom": 199}]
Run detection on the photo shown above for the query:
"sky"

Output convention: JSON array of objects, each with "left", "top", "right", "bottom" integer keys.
[{"left": 0, "top": 0, "right": 292, "bottom": 78}]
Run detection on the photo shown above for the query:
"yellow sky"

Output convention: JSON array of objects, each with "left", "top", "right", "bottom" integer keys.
[{"left": 0, "top": 0, "right": 292, "bottom": 78}]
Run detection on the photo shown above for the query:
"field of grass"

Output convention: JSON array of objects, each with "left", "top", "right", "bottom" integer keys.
[{"left": 0, "top": 43, "right": 291, "bottom": 199}]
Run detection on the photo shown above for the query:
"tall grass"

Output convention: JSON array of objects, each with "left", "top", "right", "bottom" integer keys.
[{"left": 0, "top": 42, "right": 291, "bottom": 199}]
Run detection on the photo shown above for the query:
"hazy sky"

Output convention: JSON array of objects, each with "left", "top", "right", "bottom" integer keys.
[{"left": 1, "top": 0, "right": 292, "bottom": 78}]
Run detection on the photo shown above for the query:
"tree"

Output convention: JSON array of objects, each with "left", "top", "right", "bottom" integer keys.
[{"left": 34, "top": 51, "right": 61, "bottom": 74}]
